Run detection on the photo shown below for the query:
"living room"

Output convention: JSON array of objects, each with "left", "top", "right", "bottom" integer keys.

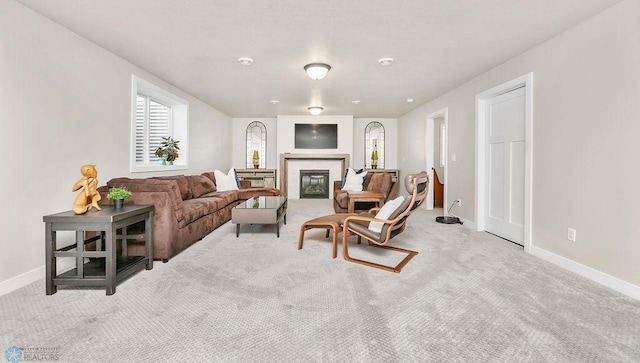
[{"left": 2, "top": 0, "right": 640, "bottom": 361}]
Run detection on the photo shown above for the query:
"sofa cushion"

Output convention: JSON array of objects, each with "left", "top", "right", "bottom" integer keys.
[
  {"left": 188, "top": 175, "right": 217, "bottom": 198},
  {"left": 154, "top": 175, "right": 192, "bottom": 200},
  {"left": 334, "top": 190, "right": 349, "bottom": 209},
  {"left": 199, "top": 191, "right": 239, "bottom": 206},
  {"left": 366, "top": 172, "right": 392, "bottom": 196},
  {"left": 237, "top": 187, "right": 280, "bottom": 200},
  {"left": 106, "top": 177, "right": 185, "bottom": 223},
  {"left": 182, "top": 197, "right": 228, "bottom": 225},
  {"left": 201, "top": 172, "right": 215, "bottom": 184}
]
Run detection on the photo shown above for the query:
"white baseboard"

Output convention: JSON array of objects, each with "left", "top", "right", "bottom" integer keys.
[
  {"left": 529, "top": 245, "right": 640, "bottom": 300},
  {"left": 0, "top": 259, "right": 76, "bottom": 297},
  {"left": 459, "top": 217, "right": 476, "bottom": 229}
]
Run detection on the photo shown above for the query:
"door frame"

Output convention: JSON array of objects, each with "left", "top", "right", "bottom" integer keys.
[
  {"left": 475, "top": 73, "right": 533, "bottom": 252},
  {"left": 426, "top": 107, "right": 448, "bottom": 210}
]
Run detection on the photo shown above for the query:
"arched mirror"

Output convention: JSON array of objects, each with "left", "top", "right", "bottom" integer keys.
[
  {"left": 364, "top": 121, "right": 385, "bottom": 169},
  {"left": 246, "top": 121, "right": 266, "bottom": 168}
]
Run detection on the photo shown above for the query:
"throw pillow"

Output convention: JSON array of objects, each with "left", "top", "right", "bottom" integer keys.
[
  {"left": 234, "top": 168, "right": 242, "bottom": 189},
  {"left": 214, "top": 168, "right": 240, "bottom": 192},
  {"left": 368, "top": 196, "right": 405, "bottom": 233},
  {"left": 341, "top": 168, "right": 364, "bottom": 189},
  {"left": 342, "top": 168, "right": 367, "bottom": 191},
  {"left": 154, "top": 175, "right": 192, "bottom": 200},
  {"left": 189, "top": 175, "right": 217, "bottom": 198},
  {"left": 366, "top": 172, "right": 392, "bottom": 194}
]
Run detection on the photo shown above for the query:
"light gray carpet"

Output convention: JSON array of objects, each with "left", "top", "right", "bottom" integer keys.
[{"left": 1, "top": 199, "right": 639, "bottom": 362}]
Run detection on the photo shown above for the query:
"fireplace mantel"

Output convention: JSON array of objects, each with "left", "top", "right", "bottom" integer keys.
[{"left": 279, "top": 153, "right": 350, "bottom": 196}]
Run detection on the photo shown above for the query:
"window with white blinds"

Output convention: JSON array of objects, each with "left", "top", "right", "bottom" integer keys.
[
  {"left": 131, "top": 75, "right": 188, "bottom": 172},
  {"left": 135, "top": 95, "right": 172, "bottom": 165}
]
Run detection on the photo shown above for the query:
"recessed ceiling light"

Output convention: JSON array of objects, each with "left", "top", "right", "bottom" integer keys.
[
  {"left": 406, "top": 98, "right": 414, "bottom": 103},
  {"left": 270, "top": 100, "right": 279, "bottom": 105},
  {"left": 352, "top": 100, "right": 361, "bottom": 105},
  {"left": 308, "top": 106, "right": 324, "bottom": 115},
  {"left": 238, "top": 57, "right": 253, "bottom": 66},
  {"left": 378, "top": 57, "right": 394, "bottom": 66}
]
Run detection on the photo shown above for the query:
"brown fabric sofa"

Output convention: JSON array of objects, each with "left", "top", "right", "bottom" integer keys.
[
  {"left": 333, "top": 172, "right": 399, "bottom": 213},
  {"left": 98, "top": 172, "right": 279, "bottom": 262}
]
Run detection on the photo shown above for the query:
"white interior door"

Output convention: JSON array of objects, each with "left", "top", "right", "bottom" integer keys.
[{"left": 485, "top": 86, "right": 525, "bottom": 244}]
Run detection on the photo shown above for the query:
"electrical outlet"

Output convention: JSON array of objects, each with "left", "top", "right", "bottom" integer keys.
[
  {"left": 567, "top": 228, "right": 576, "bottom": 242},
  {"left": 455, "top": 199, "right": 462, "bottom": 207}
]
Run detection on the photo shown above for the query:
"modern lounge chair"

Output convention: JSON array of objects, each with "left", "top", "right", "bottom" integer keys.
[{"left": 341, "top": 171, "right": 429, "bottom": 273}]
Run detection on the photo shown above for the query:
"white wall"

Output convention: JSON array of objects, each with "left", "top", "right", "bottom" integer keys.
[
  {"left": 398, "top": 0, "right": 640, "bottom": 294},
  {"left": 0, "top": 0, "right": 232, "bottom": 294}
]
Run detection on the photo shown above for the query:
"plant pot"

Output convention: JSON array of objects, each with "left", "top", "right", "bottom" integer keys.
[{"left": 114, "top": 199, "right": 124, "bottom": 209}]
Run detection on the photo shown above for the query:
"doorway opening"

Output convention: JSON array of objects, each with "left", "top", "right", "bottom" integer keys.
[{"left": 426, "top": 108, "right": 448, "bottom": 211}]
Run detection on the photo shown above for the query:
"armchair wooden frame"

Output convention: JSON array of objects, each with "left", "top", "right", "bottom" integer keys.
[{"left": 341, "top": 172, "right": 429, "bottom": 273}]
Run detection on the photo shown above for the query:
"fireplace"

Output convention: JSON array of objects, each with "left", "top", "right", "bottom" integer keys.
[
  {"left": 279, "top": 153, "right": 349, "bottom": 198},
  {"left": 299, "top": 170, "right": 330, "bottom": 199}
]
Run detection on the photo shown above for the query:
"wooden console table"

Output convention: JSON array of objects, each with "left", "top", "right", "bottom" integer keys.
[
  {"left": 235, "top": 168, "right": 277, "bottom": 187},
  {"left": 43, "top": 205, "right": 154, "bottom": 295}
]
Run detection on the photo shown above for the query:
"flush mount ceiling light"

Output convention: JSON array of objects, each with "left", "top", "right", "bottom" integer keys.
[
  {"left": 304, "top": 63, "right": 331, "bottom": 80},
  {"left": 238, "top": 57, "right": 253, "bottom": 66},
  {"left": 378, "top": 57, "right": 394, "bottom": 66},
  {"left": 270, "top": 100, "right": 280, "bottom": 105},
  {"left": 308, "top": 106, "right": 324, "bottom": 115},
  {"left": 352, "top": 100, "right": 361, "bottom": 105}
]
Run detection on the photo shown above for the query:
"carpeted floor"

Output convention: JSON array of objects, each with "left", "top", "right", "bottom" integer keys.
[{"left": 1, "top": 199, "right": 639, "bottom": 362}]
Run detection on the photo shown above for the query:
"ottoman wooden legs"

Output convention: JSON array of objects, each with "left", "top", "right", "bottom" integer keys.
[{"left": 298, "top": 214, "right": 351, "bottom": 259}]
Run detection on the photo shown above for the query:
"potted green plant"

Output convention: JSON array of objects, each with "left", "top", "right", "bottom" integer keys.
[
  {"left": 371, "top": 150, "right": 379, "bottom": 169},
  {"left": 155, "top": 136, "right": 180, "bottom": 165},
  {"left": 252, "top": 150, "right": 260, "bottom": 169},
  {"left": 106, "top": 186, "right": 132, "bottom": 209}
]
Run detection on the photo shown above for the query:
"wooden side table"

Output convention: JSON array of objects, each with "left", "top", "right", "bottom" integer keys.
[
  {"left": 347, "top": 191, "right": 384, "bottom": 213},
  {"left": 43, "top": 205, "right": 154, "bottom": 295}
]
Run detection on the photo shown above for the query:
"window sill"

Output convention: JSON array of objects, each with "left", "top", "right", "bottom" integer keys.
[{"left": 131, "top": 164, "right": 188, "bottom": 173}]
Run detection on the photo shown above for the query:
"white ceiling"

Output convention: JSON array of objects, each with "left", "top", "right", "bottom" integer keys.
[{"left": 16, "top": 0, "right": 621, "bottom": 118}]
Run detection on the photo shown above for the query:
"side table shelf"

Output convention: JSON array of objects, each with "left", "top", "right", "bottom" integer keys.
[{"left": 43, "top": 205, "right": 154, "bottom": 295}]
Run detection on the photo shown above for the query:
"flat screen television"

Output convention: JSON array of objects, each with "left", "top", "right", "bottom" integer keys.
[{"left": 294, "top": 124, "right": 338, "bottom": 149}]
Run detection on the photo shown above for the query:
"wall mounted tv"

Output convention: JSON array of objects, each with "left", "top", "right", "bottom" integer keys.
[{"left": 294, "top": 124, "right": 338, "bottom": 149}]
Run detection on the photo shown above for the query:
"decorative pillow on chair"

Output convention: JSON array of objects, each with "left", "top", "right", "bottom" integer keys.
[
  {"left": 368, "top": 196, "right": 405, "bottom": 233},
  {"left": 341, "top": 168, "right": 364, "bottom": 189},
  {"left": 214, "top": 168, "right": 240, "bottom": 192},
  {"left": 342, "top": 168, "right": 368, "bottom": 191}
]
